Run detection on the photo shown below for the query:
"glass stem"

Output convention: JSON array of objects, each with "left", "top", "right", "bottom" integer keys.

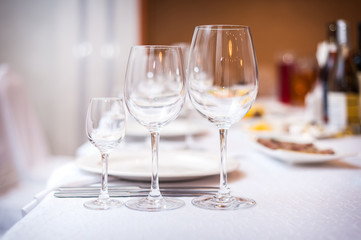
[
  {"left": 149, "top": 131, "right": 161, "bottom": 199},
  {"left": 99, "top": 152, "right": 110, "bottom": 200},
  {"left": 219, "top": 129, "right": 230, "bottom": 196}
]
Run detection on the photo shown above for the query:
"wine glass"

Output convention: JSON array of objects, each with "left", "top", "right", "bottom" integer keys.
[
  {"left": 124, "top": 45, "right": 186, "bottom": 211},
  {"left": 84, "top": 97, "right": 126, "bottom": 210},
  {"left": 187, "top": 25, "right": 258, "bottom": 210}
]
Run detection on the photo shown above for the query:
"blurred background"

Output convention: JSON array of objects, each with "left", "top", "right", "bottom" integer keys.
[{"left": 0, "top": 0, "right": 360, "bottom": 156}]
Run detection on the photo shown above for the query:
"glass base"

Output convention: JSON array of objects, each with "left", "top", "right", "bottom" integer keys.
[
  {"left": 83, "top": 198, "right": 123, "bottom": 210},
  {"left": 125, "top": 197, "right": 185, "bottom": 212},
  {"left": 192, "top": 194, "right": 256, "bottom": 210}
]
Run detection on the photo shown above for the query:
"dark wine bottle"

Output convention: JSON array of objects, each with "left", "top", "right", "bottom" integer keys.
[
  {"left": 319, "top": 22, "right": 337, "bottom": 123},
  {"left": 353, "top": 22, "right": 361, "bottom": 79},
  {"left": 327, "top": 19, "right": 360, "bottom": 134}
]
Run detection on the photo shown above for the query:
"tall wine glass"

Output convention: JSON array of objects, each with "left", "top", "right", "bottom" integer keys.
[
  {"left": 187, "top": 25, "right": 258, "bottom": 210},
  {"left": 124, "top": 45, "right": 186, "bottom": 211},
  {"left": 84, "top": 98, "right": 126, "bottom": 210}
]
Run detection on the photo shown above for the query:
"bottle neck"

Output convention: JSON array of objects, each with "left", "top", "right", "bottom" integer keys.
[
  {"left": 329, "top": 43, "right": 358, "bottom": 93},
  {"left": 336, "top": 20, "right": 349, "bottom": 46}
]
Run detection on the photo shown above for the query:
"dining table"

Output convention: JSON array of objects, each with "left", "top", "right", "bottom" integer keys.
[{"left": 2, "top": 101, "right": 361, "bottom": 240}]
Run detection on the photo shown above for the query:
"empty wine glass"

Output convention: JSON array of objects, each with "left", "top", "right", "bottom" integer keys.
[
  {"left": 84, "top": 97, "right": 126, "bottom": 210},
  {"left": 187, "top": 25, "right": 258, "bottom": 210},
  {"left": 124, "top": 45, "right": 186, "bottom": 211}
]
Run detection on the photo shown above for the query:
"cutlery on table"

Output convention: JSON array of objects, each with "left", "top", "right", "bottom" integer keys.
[{"left": 54, "top": 185, "right": 218, "bottom": 198}]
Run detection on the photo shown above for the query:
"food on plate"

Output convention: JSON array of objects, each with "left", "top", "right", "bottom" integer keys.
[
  {"left": 256, "top": 138, "right": 335, "bottom": 154},
  {"left": 249, "top": 121, "right": 273, "bottom": 131}
]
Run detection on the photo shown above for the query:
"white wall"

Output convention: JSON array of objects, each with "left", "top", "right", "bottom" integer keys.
[{"left": 0, "top": 0, "right": 140, "bottom": 155}]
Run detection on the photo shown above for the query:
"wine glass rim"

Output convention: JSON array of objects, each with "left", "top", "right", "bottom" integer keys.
[
  {"left": 196, "top": 25, "right": 250, "bottom": 30},
  {"left": 132, "top": 45, "right": 181, "bottom": 50}
]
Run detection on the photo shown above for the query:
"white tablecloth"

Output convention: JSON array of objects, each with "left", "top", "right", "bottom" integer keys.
[{"left": 2, "top": 126, "right": 361, "bottom": 240}]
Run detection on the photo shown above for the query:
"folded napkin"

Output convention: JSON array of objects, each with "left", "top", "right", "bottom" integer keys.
[{"left": 21, "top": 162, "right": 110, "bottom": 215}]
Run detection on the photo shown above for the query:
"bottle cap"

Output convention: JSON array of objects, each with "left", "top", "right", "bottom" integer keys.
[{"left": 327, "top": 22, "right": 337, "bottom": 43}]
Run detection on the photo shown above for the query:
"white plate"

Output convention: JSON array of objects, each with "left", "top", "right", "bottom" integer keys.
[
  {"left": 76, "top": 150, "right": 239, "bottom": 181},
  {"left": 126, "top": 120, "right": 209, "bottom": 138},
  {"left": 251, "top": 137, "right": 355, "bottom": 164}
]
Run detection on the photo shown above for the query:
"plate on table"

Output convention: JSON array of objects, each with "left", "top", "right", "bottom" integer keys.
[
  {"left": 76, "top": 150, "right": 239, "bottom": 181},
  {"left": 125, "top": 120, "right": 209, "bottom": 138},
  {"left": 251, "top": 136, "right": 355, "bottom": 164}
]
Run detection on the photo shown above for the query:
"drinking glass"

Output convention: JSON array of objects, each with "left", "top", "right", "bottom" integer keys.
[
  {"left": 187, "top": 25, "right": 258, "bottom": 210},
  {"left": 124, "top": 45, "right": 186, "bottom": 211},
  {"left": 84, "top": 97, "right": 126, "bottom": 210}
]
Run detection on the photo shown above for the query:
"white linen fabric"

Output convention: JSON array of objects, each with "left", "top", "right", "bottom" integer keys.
[{"left": 2, "top": 127, "right": 361, "bottom": 240}]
